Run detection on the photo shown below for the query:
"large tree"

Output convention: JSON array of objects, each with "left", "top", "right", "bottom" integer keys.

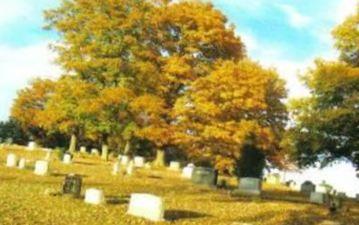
[
  {"left": 44, "top": 0, "right": 245, "bottom": 164},
  {"left": 173, "top": 60, "right": 287, "bottom": 176},
  {"left": 289, "top": 7, "right": 359, "bottom": 169}
]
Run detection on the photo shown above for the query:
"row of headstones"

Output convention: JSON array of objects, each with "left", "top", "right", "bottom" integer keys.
[{"left": 5, "top": 152, "right": 74, "bottom": 175}]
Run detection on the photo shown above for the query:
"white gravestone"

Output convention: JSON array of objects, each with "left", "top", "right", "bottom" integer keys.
[
  {"left": 169, "top": 161, "right": 181, "bottom": 171},
  {"left": 234, "top": 178, "right": 262, "bottom": 196},
  {"left": 134, "top": 156, "right": 145, "bottom": 168},
  {"left": 127, "top": 193, "right": 165, "bottom": 222},
  {"left": 6, "top": 154, "right": 17, "bottom": 167},
  {"left": 63, "top": 154, "right": 72, "bottom": 164},
  {"left": 121, "top": 156, "right": 130, "bottom": 166},
  {"left": 182, "top": 164, "right": 195, "bottom": 179},
  {"left": 34, "top": 160, "right": 49, "bottom": 176},
  {"left": 127, "top": 161, "right": 135, "bottom": 175},
  {"left": 27, "top": 141, "right": 36, "bottom": 151},
  {"left": 84, "top": 188, "right": 105, "bottom": 205},
  {"left": 310, "top": 192, "right": 328, "bottom": 204},
  {"left": 18, "top": 158, "right": 26, "bottom": 169},
  {"left": 80, "top": 146, "right": 87, "bottom": 154},
  {"left": 112, "top": 162, "right": 120, "bottom": 175},
  {"left": 91, "top": 148, "right": 99, "bottom": 156}
]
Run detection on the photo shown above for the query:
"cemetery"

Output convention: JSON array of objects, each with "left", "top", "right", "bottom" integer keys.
[
  {"left": 0, "top": 145, "right": 358, "bottom": 225},
  {"left": 0, "top": 0, "right": 358, "bottom": 225}
]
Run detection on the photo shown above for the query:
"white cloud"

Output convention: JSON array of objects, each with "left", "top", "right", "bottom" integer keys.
[
  {"left": 334, "top": 0, "right": 357, "bottom": 23},
  {"left": 0, "top": 42, "right": 62, "bottom": 120},
  {"left": 278, "top": 4, "right": 311, "bottom": 28},
  {"left": 0, "top": 1, "right": 30, "bottom": 26}
]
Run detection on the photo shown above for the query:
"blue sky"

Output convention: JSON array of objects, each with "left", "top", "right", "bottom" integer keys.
[{"left": 0, "top": 0, "right": 358, "bottom": 195}]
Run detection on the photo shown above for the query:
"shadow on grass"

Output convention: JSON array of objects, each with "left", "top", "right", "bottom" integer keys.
[
  {"left": 106, "top": 195, "right": 129, "bottom": 205},
  {"left": 73, "top": 161, "right": 97, "bottom": 166},
  {"left": 147, "top": 175, "right": 162, "bottom": 180},
  {"left": 165, "top": 210, "right": 209, "bottom": 221},
  {"left": 51, "top": 172, "right": 88, "bottom": 178}
]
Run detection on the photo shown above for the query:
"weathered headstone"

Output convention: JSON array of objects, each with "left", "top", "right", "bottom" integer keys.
[
  {"left": 182, "top": 164, "right": 195, "bottom": 179},
  {"left": 34, "top": 160, "right": 49, "bottom": 176},
  {"left": 233, "top": 177, "right": 262, "bottom": 197},
  {"left": 127, "top": 161, "right": 135, "bottom": 175},
  {"left": 310, "top": 192, "right": 328, "bottom": 204},
  {"left": 134, "top": 156, "right": 145, "bottom": 168},
  {"left": 91, "top": 148, "right": 99, "bottom": 156},
  {"left": 191, "top": 167, "right": 218, "bottom": 187},
  {"left": 6, "top": 153, "right": 17, "bottom": 167},
  {"left": 169, "top": 161, "right": 181, "bottom": 171},
  {"left": 62, "top": 174, "right": 82, "bottom": 198},
  {"left": 63, "top": 153, "right": 72, "bottom": 164},
  {"left": 101, "top": 145, "right": 109, "bottom": 161},
  {"left": 84, "top": 188, "right": 105, "bottom": 205},
  {"left": 112, "top": 162, "right": 120, "bottom": 175},
  {"left": 266, "top": 173, "right": 281, "bottom": 185},
  {"left": 27, "top": 141, "right": 36, "bottom": 151},
  {"left": 127, "top": 193, "right": 165, "bottom": 222},
  {"left": 80, "top": 146, "right": 87, "bottom": 154},
  {"left": 356, "top": 194, "right": 359, "bottom": 201},
  {"left": 301, "top": 181, "right": 316, "bottom": 195},
  {"left": 121, "top": 155, "right": 130, "bottom": 166},
  {"left": 18, "top": 158, "right": 26, "bottom": 169}
]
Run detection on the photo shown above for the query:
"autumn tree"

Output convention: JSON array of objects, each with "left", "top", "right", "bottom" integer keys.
[
  {"left": 289, "top": 7, "right": 359, "bottom": 169},
  {"left": 44, "top": 0, "right": 246, "bottom": 165},
  {"left": 37, "top": 76, "right": 99, "bottom": 153},
  {"left": 11, "top": 78, "right": 56, "bottom": 143},
  {"left": 288, "top": 61, "right": 359, "bottom": 169},
  {"left": 173, "top": 60, "right": 287, "bottom": 176}
]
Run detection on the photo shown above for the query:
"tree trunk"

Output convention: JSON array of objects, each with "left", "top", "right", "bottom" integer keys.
[
  {"left": 68, "top": 133, "right": 77, "bottom": 153},
  {"left": 101, "top": 144, "right": 109, "bottom": 161},
  {"left": 124, "top": 140, "right": 131, "bottom": 155},
  {"left": 153, "top": 149, "right": 166, "bottom": 168}
]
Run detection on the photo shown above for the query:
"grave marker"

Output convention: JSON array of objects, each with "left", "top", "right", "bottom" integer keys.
[
  {"left": 301, "top": 181, "right": 316, "bottom": 195},
  {"left": 182, "top": 164, "right": 195, "bottom": 179},
  {"left": 63, "top": 153, "right": 72, "bottom": 164},
  {"left": 191, "top": 167, "right": 218, "bottom": 187},
  {"left": 169, "top": 161, "right": 181, "bottom": 171},
  {"left": 6, "top": 154, "right": 17, "bottom": 167},
  {"left": 34, "top": 160, "right": 49, "bottom": 176},
  {"left": 310, "top": 192, "right": 328, "bottom": 204},
  {"left": 27, "top": 141, "right": 36, "bottom": 151},
  {"left": 80, "top": 146, "right": 87, "bottom": 154},
  {"left": 84, "top": 188, "right": 105, "bottom": 205},
  {"left": 127, "top": 193, "right": 165, "bottom": 222},
  {"left": 134, "top": 156, "right": 145, "bottom": 168},
  {"left": 18, "top": 158, "right": 26, "bottom": 169},
  {"left": 63, "top": 174, "right": 82, "bottom": 198},
  {"left": 233, "top": 178, "right": 262, "bottom": 197}
]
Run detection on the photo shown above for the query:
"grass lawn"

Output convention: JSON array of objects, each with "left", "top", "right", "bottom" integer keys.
[{"left": 0, "top": 146, "right": 358, "bottom": 225}]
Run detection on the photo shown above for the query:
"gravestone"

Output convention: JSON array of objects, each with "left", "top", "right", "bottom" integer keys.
[
  {"left": 182, "top": 164, "right": 195, "bottom": 179},
  {"left": 84, "top": 188, "right": 105, "bottom": 205},
  {"left": 337, "top": 192, "right": 347, "bottom": 198},
  {"left": 101, "top": 145, "right": 109, "bottom": 161},
  {"left": 18, "top": 158, "right": 26, "bottom": 169},
  {"left": 121, "top": 156, "right": 130, "bottom": 166},
  {"left": 34, "top": 160, "right": 49, "bottom": 176},
  {"left": 127, "top": 193, "right": 165, "bottom": 222},
  {"left": 191, "top": 167, "right": 218, "bottom": 187},
  {"left": 266, "top": 173, "right": 281, "bottom": 185},
  {"left": 6, "top": 154, "right": 17, "bottom": 167},
  {"left": 134, "top": 156, "right": 145, "bottom": 168},
  {"left": 301, "top": 181, "right": 316, "bottom": 195},
  {"left": 233, "top": 178, "right": 262, "bottom": 197},
  {"left": 62, "top": 174, "right": 82, "bottom": 198},
  {"left": 310, "top": 192, "right": 328, "bottom": 204},
  {"left": 80, "top": 146, "right": 87, "bottom": 154},
  {"left": 127, "top": 161, "right": 135, "bottom": 175},
  {"left": 63, "top": 153, "right": 72, "bottom": 164},
  {"left": 169, "top": 161, "right": 181, "bottom": 171},
  {"left": 356, "top": 194, "right": 359, "bottom": 201},
  {"left": 27, "top": 141, "right": 36, "bottom": 151},
  {"left": 91, "top": 148, "right": 99, "bottom": 156},
  {"left": 112, "top": 162, "right": 120, "bottom": 175}
]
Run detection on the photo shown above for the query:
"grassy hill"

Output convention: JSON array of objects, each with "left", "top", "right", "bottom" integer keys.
[{"left": 0, "top": 146, "right": 358, "bottom": 225}]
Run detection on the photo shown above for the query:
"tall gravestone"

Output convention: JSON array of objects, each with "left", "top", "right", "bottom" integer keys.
[
  {"left": 62, "top": 174, "right": 82, "bottom": 198},
  {"left": 18, "top": 158, "right": 26, "bottom": 169},
  {"left": 301, "top": 181, "right": 316, "bottom": 195},
  {"left": 191, "top": 167, "right": 218, "bottom": 187},
  {"left": 182, "top": 164, "right": 195, "bottom": 179}
]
